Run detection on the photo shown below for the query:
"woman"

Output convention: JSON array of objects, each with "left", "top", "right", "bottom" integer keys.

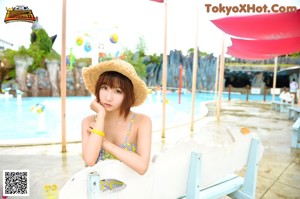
[{"left": 81, "top": 59, "right": 152, "bottom": 179}]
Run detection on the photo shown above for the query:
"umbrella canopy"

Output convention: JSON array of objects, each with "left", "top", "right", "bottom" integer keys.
[
  {"left": 211, "top": 9, "right": 300, "bottom": 40},
  {"left": 226, "top": 46, "right": 276, "bottom": 60},
  {"left": 211, "top": 9, "right": 300, "bottom": 59},
  {"left": 211, "top": 8, "right": 300, "bottom": 115},
  {"left": 230, "top": 36, "right": 300, "bottom": 56}
]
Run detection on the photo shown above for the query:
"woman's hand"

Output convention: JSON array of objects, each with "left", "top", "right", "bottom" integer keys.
[{"left": 90, "top": 99, "right": 106, "bottom": 118}]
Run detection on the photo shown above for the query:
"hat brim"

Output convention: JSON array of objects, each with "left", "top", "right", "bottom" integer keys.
[{"left": 82, "top": 59, "right": 148, "bottom": 107}]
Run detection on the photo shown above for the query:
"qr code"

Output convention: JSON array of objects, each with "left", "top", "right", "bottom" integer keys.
[{"left": 3, "top": 170, "right": 29, "bottom": 196}]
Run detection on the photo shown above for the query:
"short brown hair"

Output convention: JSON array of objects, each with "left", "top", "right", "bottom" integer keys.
[{"left": 94, "top": 71, "right": 134, "bottom": 118}]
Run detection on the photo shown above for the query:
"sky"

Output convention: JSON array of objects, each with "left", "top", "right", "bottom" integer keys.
[{"left": 0, "top": 0, "right": 299, "bottom": 60}]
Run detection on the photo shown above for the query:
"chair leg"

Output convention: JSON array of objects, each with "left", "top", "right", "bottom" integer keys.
[
  {"left": 229, "top": 138, "right": 260, "bottom": 199},
  {"left": 186, "top": 152, "right": 202, "bottom": 199}
]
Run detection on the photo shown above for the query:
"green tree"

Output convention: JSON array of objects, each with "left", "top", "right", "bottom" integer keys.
[
  {"left": 123, "top": 48, "right": 146, "bottom": 79},
  {"left": 188, "top": 48, "right": 209, "bottom": 57},
  {"left": 148, "top": 53, "right": 161, "bottom": 66},
  {"left": 135, "top": 36, "right": 147, "bottom": 56}
]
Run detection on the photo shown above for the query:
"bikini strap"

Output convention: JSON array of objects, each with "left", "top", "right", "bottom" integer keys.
[{"left": 125, "top": 113, "right": 136, "bottom": 143}]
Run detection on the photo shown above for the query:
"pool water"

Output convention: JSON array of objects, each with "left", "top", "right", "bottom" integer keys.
[{"left": 0, "top": 92, "right": 278, "bottom": 143}]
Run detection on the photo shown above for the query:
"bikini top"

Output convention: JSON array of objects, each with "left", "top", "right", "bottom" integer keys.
[{"left": 97, "top": 113, "right": 137, "bottom": 162}]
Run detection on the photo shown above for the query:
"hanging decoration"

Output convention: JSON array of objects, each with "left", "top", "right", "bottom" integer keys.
[
  {"left": 76, "top": 37, "right": 83, "bottom": 46},
  {"left": 110, "top": 33, "right": 118, "bottom": 44},
  {"left": 84, "top": 41, "right": 92, "bottom": 52}
]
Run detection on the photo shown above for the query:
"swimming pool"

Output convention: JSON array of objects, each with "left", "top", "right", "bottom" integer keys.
[{"left": 0, "top": 92, "right": 278, "bottom": 145}]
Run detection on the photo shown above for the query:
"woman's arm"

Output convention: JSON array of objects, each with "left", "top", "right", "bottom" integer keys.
[
  {"left": 81, "top": 100, "right": 107, "bottom": 166},
  {"left": 102, "top": 114, "right": 152, "bottom": 175}
]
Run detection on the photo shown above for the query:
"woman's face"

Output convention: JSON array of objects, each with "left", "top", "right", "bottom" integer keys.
[{"left": 99, "top": 84, "right": 124, "bottom": 112}]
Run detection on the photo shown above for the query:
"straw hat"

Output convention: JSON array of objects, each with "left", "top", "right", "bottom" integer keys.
[{"left": 82, "top": 59, "right": 148, "bottom": 106}]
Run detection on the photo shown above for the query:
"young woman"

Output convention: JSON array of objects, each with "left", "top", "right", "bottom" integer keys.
[{"left": 81, "top": 59, "right": 152, "bottom": 177}]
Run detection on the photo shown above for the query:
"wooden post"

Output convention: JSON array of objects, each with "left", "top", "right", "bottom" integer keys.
[
  {"left": 216, "top": 34, "right": 225, "bottom": 121},
  {"left": 246, "top": 85, "right": 250, "bottom": 102},
  {"left": 228, "top": 84, "right": 231, "bottom": 101},
  {"left": 190, "top": 6, "right": 199, "bottom": 131},
  {"left": 161, "top": 1, "right": 168, "bottom": 139},
  {"left": 272, "top": 57, "right": 278, "bottom": 101},
  {"left": 61, "top": 0, "right": 67, "bottom": 153},
  {"left": 263, "top": 86, "right": 267, "bottom": 102}
]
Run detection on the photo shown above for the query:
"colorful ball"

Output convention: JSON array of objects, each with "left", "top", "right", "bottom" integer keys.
[
  {"left": 76, "top": 37, "right": 83, "bottom": 46},
  {"left": 110, "top": 33, "right": 118, "bottom": 43},
  {"left": 31, "top": 103, "right": 45, "bottom": 113},
  {"left": 84, "top": 41, "right": 92, "bottom": 52}
]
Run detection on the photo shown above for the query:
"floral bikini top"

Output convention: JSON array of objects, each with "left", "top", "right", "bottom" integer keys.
[{"left": 97, "top": 113, "right": 137, "bottom": 162}]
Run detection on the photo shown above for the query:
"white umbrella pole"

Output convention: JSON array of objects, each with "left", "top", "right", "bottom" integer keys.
[
  {"left": 214, "top": 55, "right": 220, "bottom": 100},
  {"left": 216, "top": 34, "right": 225, "bottom": 121},
  {"left": 61, "top": 0, "right": 67, "bottom": 153},
  {"left": 272, "top": 57, "right": 278, "bottom": 101},
  {"left": 161, "top": 1, "right": 168, "bottom": 139},
  {"left": 190, "top": 6, "right": 199, "bottom": 132}
]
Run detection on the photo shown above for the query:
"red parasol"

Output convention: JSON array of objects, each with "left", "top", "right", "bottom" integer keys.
[
  {"left": 230, "top": 36, "right": 300, "bottom": 56},
  {"left": 211, "top": 9, "right": 300, "bottom": 40},
  {"left": 226, "top": 46, "right": 276, "bottom": 60}
]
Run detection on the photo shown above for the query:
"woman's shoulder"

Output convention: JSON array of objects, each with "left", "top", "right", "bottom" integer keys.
[
  {"left": 132, "top": 112, "right": 152, "bottom": 134},
  {"left": 133, "top": 112, "right": 152, "bottom": 124},
  {"left": 81, "top": 115, "right": 95, "bottom": 125}
]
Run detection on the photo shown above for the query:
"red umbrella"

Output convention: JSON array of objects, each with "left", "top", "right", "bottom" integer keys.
[
  {"left": 211, "top": 9, "right": 300, "bottom": 40},
  {"left": 211, "top": 8, "right": 300, "bottom": 117},
  {"left": 150, "top": 0, "right": 164, "bottom": 2},
  {"left": 230, "top": 36, "right": 300, "bottom": 55},
  {"left": 227, "top": 46, "right": 276, "bottom": 60}
]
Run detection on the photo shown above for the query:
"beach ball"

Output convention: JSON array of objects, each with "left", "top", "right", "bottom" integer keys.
[
  {"left": 110, "top": 33, "right": 118, "bottom": 44},
  {"left": 84, "top": 41, "right": 92, "bottom": 52},
  {"left": 31, "top": 103, "right": 45, "bottom": 114},
  {"left": 76, "top": 37, "right": 83, "bottom": 46}
]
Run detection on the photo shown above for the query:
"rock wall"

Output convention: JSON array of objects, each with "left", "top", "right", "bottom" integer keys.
[
  {"left": 2, "top": 53, "right": 300, "bottom": 97},
  {"left": 146, "top": 50, "right": 217, "bottom": 91}
]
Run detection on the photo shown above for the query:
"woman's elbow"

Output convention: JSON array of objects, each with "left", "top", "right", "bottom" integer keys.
[
  {"left": 85, "top": 161, "right": 96, "bottom": 167},
  {"left": 137, "top": 164, "right": 149, "bottom": 175},
  {"left": 83, "top": 156, "right": 97, "bottom": 167}
]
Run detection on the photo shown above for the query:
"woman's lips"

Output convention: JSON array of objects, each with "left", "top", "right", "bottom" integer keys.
[{"left": 103, "top": 103, "right": 112, "bottom": 108}]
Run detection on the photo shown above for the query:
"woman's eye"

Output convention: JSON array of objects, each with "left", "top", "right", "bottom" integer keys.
[
  {"left": 115, "top": 89, "right": 122, "bottom": 94},
  {"left": 101, "top": 85, "right": 107, "bottom": 90}
]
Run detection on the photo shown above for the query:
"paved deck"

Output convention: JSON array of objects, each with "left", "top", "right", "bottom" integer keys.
[{"left": 0, "top": 100, "right": 299, "bottom": 198}]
